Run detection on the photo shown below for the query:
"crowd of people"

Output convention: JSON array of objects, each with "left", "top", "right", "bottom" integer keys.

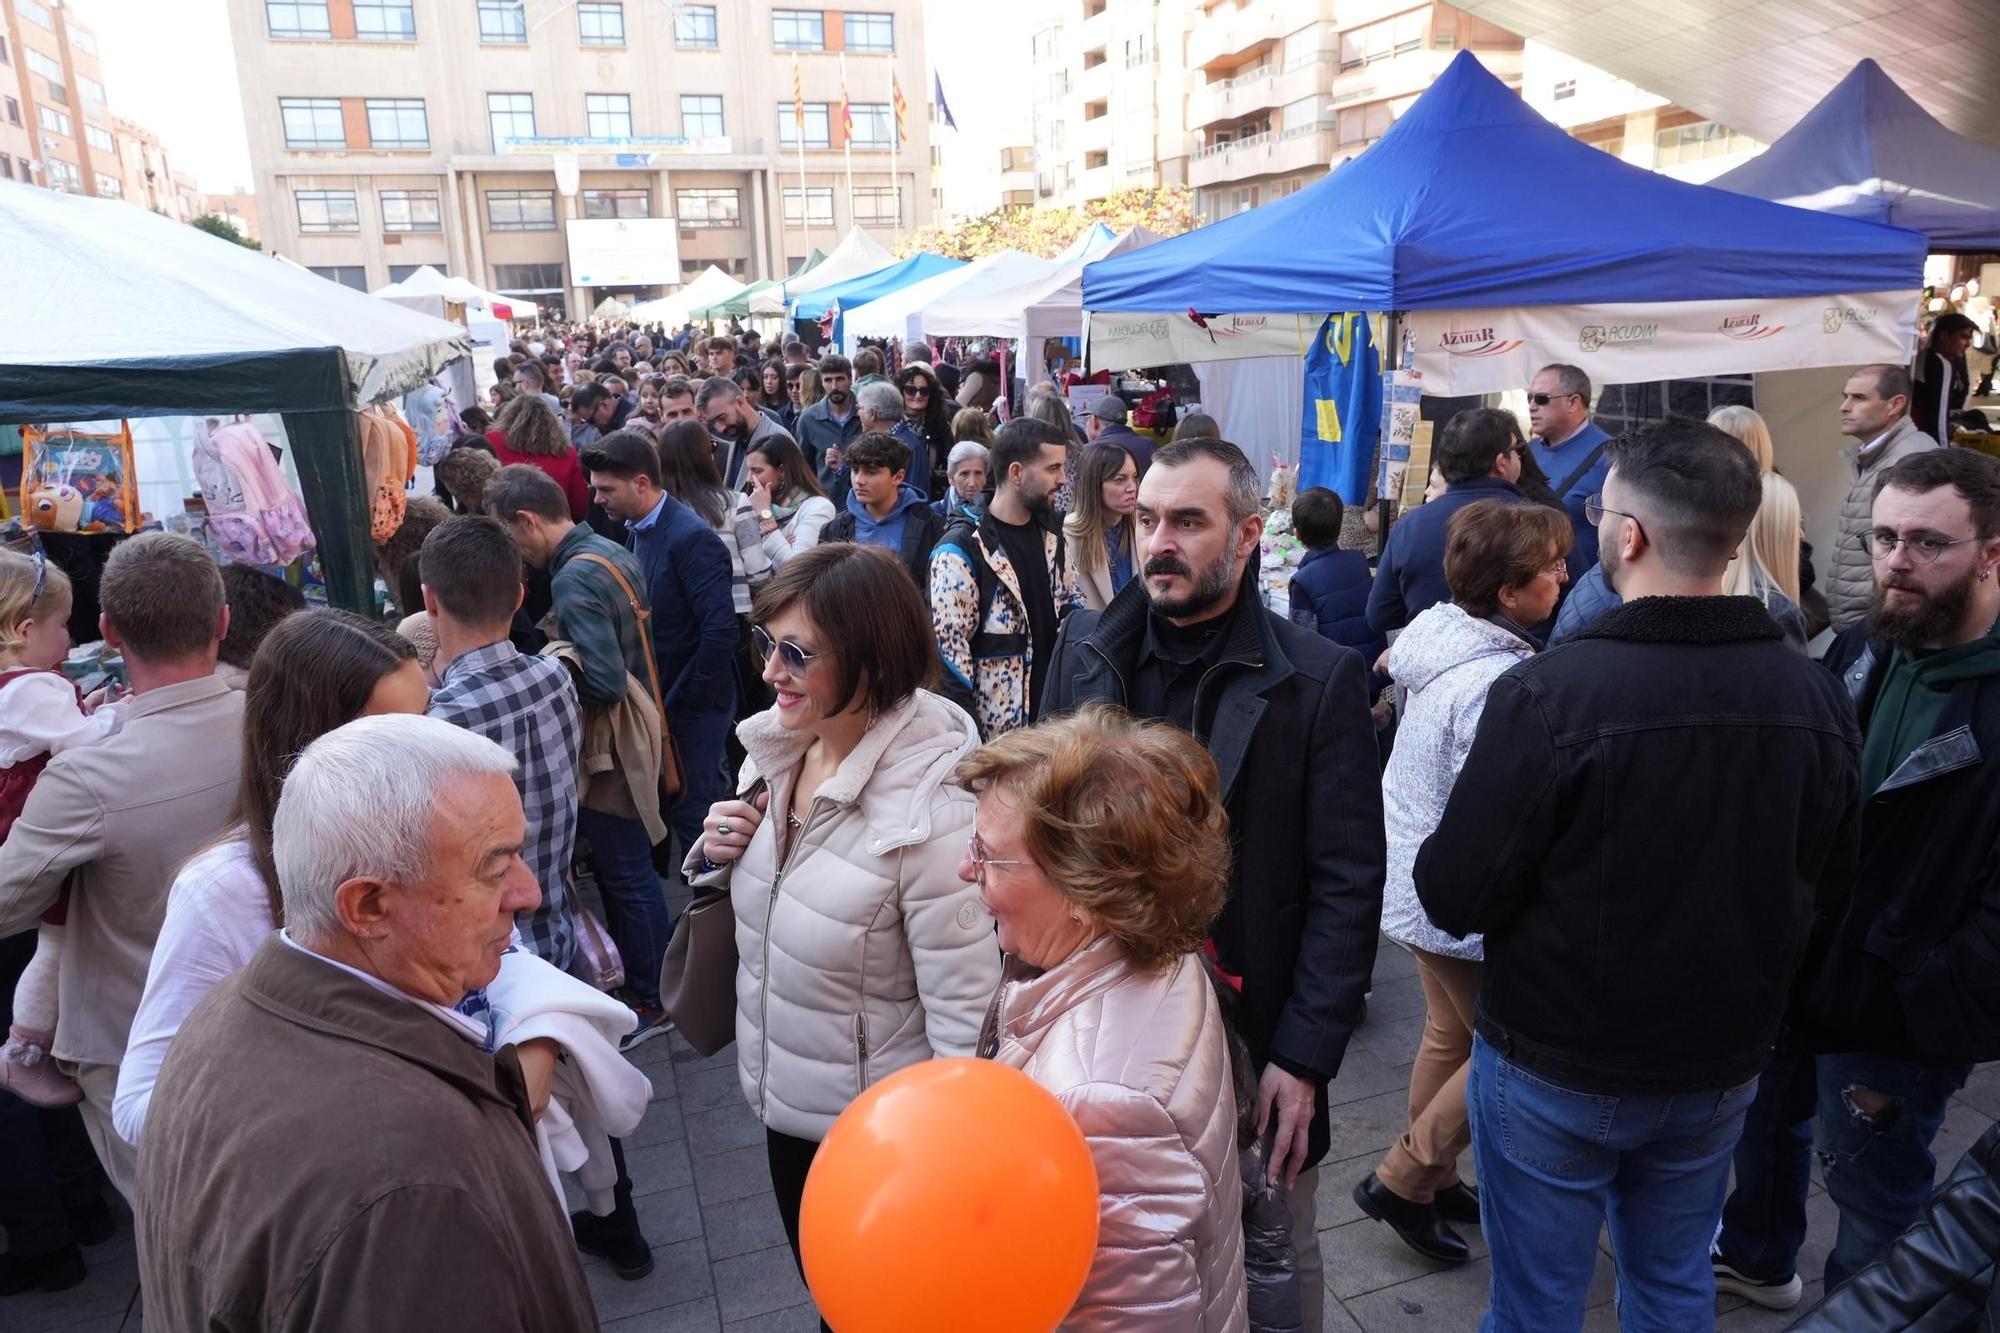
[{"left": 1, "top": 317, "right": 1997, "bottom": 1333}]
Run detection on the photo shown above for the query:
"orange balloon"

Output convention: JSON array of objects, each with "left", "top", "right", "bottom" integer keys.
[{"left": 800, "top": 1058, "right": 1099, "bottom": 1332}]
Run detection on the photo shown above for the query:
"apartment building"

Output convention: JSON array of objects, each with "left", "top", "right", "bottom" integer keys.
[
  {"left": 203, "top": 187, "right": 261, "bottom": 241},
  {"left": 2, "top": 0, "right": 121, "bottom": 198},
  {"left": 224, "top": 0, "right": 932, "bottom": 317},
  {"left": 1029, "top": 0, "right": 1189, "bottom": 209},
  {"left": 1520, "top": 42, "right": 1762, "bottom": 185}
]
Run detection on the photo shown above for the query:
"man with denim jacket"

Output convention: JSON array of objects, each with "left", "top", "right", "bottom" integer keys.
[{"left": 1416, "top": 418, "right": 1860, "bottom": 1331}]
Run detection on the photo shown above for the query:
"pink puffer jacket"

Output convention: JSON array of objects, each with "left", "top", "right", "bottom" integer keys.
[{"left": 984, "top": 936, "right": 1248, "bottom": 1332}]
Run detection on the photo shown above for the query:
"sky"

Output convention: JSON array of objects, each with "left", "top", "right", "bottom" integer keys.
[{"left": 79, "top": 0, "right": 1026, "bottom": 201}]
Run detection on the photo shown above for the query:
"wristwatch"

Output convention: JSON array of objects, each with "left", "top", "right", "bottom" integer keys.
[{"left": 759, "top": 509, "right": 774, "bottom": 520}]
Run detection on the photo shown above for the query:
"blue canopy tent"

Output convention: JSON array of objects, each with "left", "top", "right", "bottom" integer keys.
[
  {"left": 790, "top": 254, "right": 965, "bottom": 320},
  {"left": 1710, "top": 59, "right": 2000, "bottom": 254},
  {"left": 1082, "top": 50, "right": 1926, "bottom": 395}
]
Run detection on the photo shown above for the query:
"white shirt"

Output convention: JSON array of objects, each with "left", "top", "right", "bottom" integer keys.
[
  {"left": 0, "top": 671, "right": 127, "bottom": 767},
  {"left": 276, "top": 930, "right": 490, "bottom": 1047}
]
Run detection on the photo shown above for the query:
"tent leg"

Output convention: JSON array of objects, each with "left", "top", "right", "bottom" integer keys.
[
  {"left": 284, "top": 409, "right": 375, "bottom": 616},
  {"left": 1377, "top": 311, "right": 1403, "bottom": 543}
]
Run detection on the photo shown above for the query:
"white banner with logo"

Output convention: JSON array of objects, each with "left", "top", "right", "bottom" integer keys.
[
  {"left": 1085, "top": 310, "right": 1313, "bottom": 369},
  {"left": 565, "top": 218, "right": 682, "bottom": 287},
  {"left": 1407, "top": 291, "right": 1917, "bottom": 395}
]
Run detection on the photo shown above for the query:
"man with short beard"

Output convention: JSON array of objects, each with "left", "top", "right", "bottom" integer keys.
[
  {"left": 695, "top": 375, "right": 794, "bottom": 487},
  {"left": 1718, "top": 445, "right": 2000, "bottom": 1306},
  {"left": 1038, "top": 437, "right": 1387, "bottom": 1332},
  {"left": 794, "top": 354, "right": 862, "bottom": 502}
]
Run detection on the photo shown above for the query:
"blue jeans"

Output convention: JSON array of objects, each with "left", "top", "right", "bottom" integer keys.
[
  {"left": 1715, "top": 1053, "right": 1817, "bottom": 1280},
  {"left": 1816, "top": 1051, "right": 1970, "bottom": 1290},
  {"left": 667, "top": 706, "right": 733, "bottom": 864},
  {"left": 576, "top": 808, "right": 671, "bottom": 1009},
  {"left": 1469, "top": 1034, "right": 1757, "bottom": 1332}
]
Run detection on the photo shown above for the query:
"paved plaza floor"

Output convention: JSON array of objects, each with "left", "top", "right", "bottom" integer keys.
[{"left": 14, "top": 934, "right": 1998, "bottom": 1332}]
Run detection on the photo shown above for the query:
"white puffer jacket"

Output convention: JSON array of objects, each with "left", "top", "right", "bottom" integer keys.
[
  {"left": 1380, "top": 604, "right": 1536, "bottom": 962},
  {"left": 688, "top": 690, "right": 1002, "bottom": 1140}
]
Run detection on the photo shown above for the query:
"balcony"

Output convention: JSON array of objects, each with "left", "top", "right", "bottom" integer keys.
[
  {"left": 1186, "top": 0, "right": 1331, "bottom": 72},
  {"left": 1189, "top": 124, "right": 1334, "bottom": 188},
  {"left": 1079, "top": 108, "right": 1113, "bottom": 153},
  {"left": 1187, "top": 63, "right": 1278, "bottom": 130}
]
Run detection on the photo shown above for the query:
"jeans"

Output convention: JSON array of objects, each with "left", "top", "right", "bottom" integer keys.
[
  {"left": 576, "top": 808, "right": 672, "bottom": 1009},
  {"left": 1715, "top": 1052, "right": 1818, "bottom": 1280},
  {"left": 1469, "top": 1034, "right": 1757, "bottom": 1332},
  {"left": 666, "top": 706, "right": 734, "bottom": 865},
  {"left": 1816, "top": 1050, "right": 1971, "bottom": 1290},
  {"left": 0, "top": 930, "right": 106, "bottom": 1258}
]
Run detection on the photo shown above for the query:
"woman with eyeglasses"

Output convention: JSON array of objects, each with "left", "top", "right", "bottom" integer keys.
[
  {"left": 895, "top": 362, "right": 954, "bottom": 497},
  {"left": 1354, "top": 499, "right": 1571, "bottom": 1266},
  {"left": 687, "top": 542, "right": 1001, "bottom": 1297}
]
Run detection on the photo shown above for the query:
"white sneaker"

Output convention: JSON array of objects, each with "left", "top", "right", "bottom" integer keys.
[{"left": 1713, "top": 1253, "right": 1803, "bottom": 1310}]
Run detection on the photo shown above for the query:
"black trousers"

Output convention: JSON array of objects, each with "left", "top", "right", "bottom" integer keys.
[
  {"left": 0, "top": 930, "right": 106, "bottom": 1258},
  {"left": 765, "top": 1127, "right": 832, "bottom": 1331}
]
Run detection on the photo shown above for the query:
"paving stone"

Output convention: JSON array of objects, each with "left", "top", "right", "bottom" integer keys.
[
  {"left": 701, "top": 1191, "right": 794, "bottom": 1261},
  {"left": 582, "top": 1237, "right": 714, "bottom": 1322},
  {"left": 1716, "top": 1280, "right": 1822, "bottom": 1329},
  {"left": 710, "top": 1243, "right": 814, "bottom": 1323},
  {"left": 726, "top": 1300, "right": 825, "bottom": 1331},
  {"left": 681, "top": 1062, "right": 750, "bottom": 1114},
  {"left": 1322, "top": 1087, "right": 1417, "bottom": 1163},
  {"left": 623, "top": 1137, "right": 695, "bottom": 1197},
  {"left": 1957, "top": 1063, "right": 2000, "bottom": 1118},
  {"left": 603, "top": 1296, "right": 722, "bottom": 1332},
  {"left": 686, "top": 1101, "right": 768, "bottom": 1155},
  {"left": 1350, "top": 1011, "right": 1428, "bottom": 1068},
  {"left": 1369, "top": 942, "right": 1418, "bottom": 985},
  {"left": 1340, "top": 1255, "right": 1495, "bottom": 1329},
  {"left": 630, "top": 1184, "right": 707, "bottom": 1247},
  {"left": 625, "top": 1095, "right": 688, "bottom": 1147},
  {"left": 1360, "top": 972, "right": 1429, "bottom": 1025},
  {"left": 1328, "top": 1045, "right": 1416, "bottom": 1108},
  {"left": 694, "top": 1141, "right": 777, "bottom": 1206}
]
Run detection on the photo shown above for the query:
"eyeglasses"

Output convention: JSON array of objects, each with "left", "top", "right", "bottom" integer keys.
[
  {"left": 1528, "top": 392, "right": 1580, "bottom": 407},
  {"left": 1859, "top": 530, "right": 1981, "bottom": 564},
  {"left": 751, "top": 625, "right": 827, "bottom": 677},
  {"left": 901, "top": 384, "right": 931, "bottom": 398},
  {"left": 1540, "top": 556, "right": 1569, "bottom": 580},
  {"left": 1582, "top": 493, "right": 1636, "bottom": 529},
  {"left": 966, "top": 832, "right": 1026, "bottom": 883}
]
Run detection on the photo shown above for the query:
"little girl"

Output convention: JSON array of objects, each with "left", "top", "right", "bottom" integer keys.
[{"left": 1, "top": 548, "right": 125, "bottom": 1106}]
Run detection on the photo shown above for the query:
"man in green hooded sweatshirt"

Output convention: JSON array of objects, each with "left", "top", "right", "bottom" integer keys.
[{"left": 1720, "top": 445, "right": 2000, "bottom": 1307}]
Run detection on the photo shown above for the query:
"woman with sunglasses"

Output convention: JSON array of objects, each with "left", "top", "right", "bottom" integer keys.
[
  {"left": 687, "top": 542, "right": 1000, "bottom": 1297},
  {"left": 895, "top": 362, "right": 954, "bottom": 497}
]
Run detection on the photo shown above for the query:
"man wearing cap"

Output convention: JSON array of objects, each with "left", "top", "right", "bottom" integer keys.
[{"left": 1086, "top": 395, "right": 1156, "bottom": 476}]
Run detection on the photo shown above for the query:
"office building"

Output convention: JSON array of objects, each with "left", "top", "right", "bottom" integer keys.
[
  {"left": 223, "top": 0, "right": 933, "bottom": 317},
  {"left": 1029, "top": 0, "right": 1189, "bottom": 209}
]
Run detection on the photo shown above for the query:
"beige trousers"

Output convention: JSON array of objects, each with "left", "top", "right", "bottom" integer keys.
[{"left": 1375, "top": 947, "right": 1482, "bottom": 1204}]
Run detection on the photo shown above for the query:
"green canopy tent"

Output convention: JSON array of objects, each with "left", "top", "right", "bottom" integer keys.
[
  {"left": 0, "top": 186, "right": 470, "bottom": 614},
  {"left": 693, "top": 249, "right": 826, "bottom": 321}
]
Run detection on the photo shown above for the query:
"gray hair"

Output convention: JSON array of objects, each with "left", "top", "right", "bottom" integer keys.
[
  {"left": 694, "top": 375, "right": 739, "bottom": 412},
  {"left": 856, "top": 379, "right": 903, "bottom": 422},
  {"left": 903, "top": 340, "right": 934, "bottom": 364},
  {"left": 274, "top": 714, "right": 518, "bottom": 945},
  {"left": 1151, "top": 436, "right": 1264, "bottom": 527},
  {"left": 947, "top": 441, "right": 991, "bottom": 472},
  {"left": 1539, "top": 363, "right": 1592, "bottom": 401}
]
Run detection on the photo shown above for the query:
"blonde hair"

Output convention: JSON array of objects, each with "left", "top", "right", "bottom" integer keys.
[
  {"left": 1724, "top": 471, "right": 1803, "bottom": 604},
  {"left": 0, "top": 548, "right": 73, "bottom": 668},
  {"left": 1708, "top": 405, "right": 1775, "bottom": 474}
]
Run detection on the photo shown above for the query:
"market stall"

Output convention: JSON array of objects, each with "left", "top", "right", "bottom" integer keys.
[
  {"left": 0, "top": 184, "right": 470, "bottom": 614},
  {"left": 839, "top": 250, "right": 1059, "bottom": 352},
  {"left": 751, "top": 227, "right": 895, "bottom": 316},
  {"left": 924, "top": 225, "right": 1164, "bottom": 346},
  {"left": 790, "top": 253, "right": 964, "bottom": 321},
  {"left": 629, "top": 266, "right": 749, "bottom": 328},
  {"left": 696, "top": 249, "right": 826, "bottom": 323},
  {"left": 373, "top": 264, "right": 541, "bottom": 320}
]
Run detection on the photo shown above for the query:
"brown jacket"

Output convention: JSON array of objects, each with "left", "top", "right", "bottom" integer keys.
[
  {"left": 136, "top": 937, "right": 599, "bottom": 1333},
  {"left": 543, "top": 639, "right": 666, "bottom": 843}
]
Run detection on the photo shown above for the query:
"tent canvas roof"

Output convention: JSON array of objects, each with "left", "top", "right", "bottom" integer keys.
[
  {"left": 925, "top": 226, "right": 1165, "bottom": 341},
  {"left": 779, "top": 227, "right": 896, "bottom": 301},
  {"left": 0, "top": 184, "right": 470, "bottom": 423},
  {"left": 629, "top": 265, "right": 747, "bottom": 325},
  {"left": 1053, "top": 222, "right": 1117, "bottom": 264},
  {"left": 373, "top": 265, "right": 539, "bottom": 319},
  {"left": 701, "top": 249, "right": 824, "bottom": 319},
  {"left": 792, "top": 253, "right": 964, "bottom": 319},
  {"left": 840, "top": 250, "right": 1059, "bottom": 347},
  {"left": 1082, "top": 51, "right": 1925, "bottom": 315},
  {"left": 1709, "top": 59, "right": 2000, "bottom": 253}
]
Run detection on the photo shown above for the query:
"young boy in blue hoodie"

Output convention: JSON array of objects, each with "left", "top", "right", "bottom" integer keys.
[{"left": 823, "top": 431, "right": 946, "bottom": 594}]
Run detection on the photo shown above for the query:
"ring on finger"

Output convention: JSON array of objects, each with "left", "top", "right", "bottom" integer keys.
[{"left": 717, "top": 818, "right": 733, "bottom": 837}]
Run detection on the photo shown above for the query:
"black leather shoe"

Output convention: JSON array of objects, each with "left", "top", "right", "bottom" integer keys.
[
  {"left": 1353, "top": 1175, "right": 1470, "bottom": 1265},
  {"left": 1433, "top": 1180, "right": 1481, "bottom": 1227},
  {"left": 572, "top": 1197, "right": 654, "bottom": 1281},
  {"left": 0, "top": 1245, "right": 86, "bottom": 1296}
]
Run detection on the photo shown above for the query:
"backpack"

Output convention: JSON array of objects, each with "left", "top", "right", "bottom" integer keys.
[
  {"left": 194, "top": 418, "right": 317, "bottom": 567},
  {"left": 934, "top": 513, "right": 1068, "bottom": 722}
]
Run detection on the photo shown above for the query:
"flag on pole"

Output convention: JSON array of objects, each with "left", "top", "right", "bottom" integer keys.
[
  {"left": 791, "top": 55, "right": 804, "bottom": 130},
  {"left": 933, "top": 70, "right": 957, "bottom": 131},
  {"left": 840, "top": 59, "right": 854, "bottom": 137},
  {"left": 892, "top": 72, "right": 908, "bottom": 146}
]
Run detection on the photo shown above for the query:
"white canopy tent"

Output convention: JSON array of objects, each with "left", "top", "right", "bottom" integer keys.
[
  {"left": 838, "top": 250, "right": 1059, "bottom": 352},
  {"left": 372, "top": 264, "right": 539, "bottom": 320},
  {"left": 750, "top": 227, "right": 895, "bottom": 316},
  {"left": 629, "top": 266, "right": 748, "bottom": 326},
  {"left": 922, "top": 226, "right": 1166, "bottom": 345}
]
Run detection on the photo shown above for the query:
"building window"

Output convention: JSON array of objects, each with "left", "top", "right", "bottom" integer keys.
[
  {"left": 2, "top": 98, "right": 16, "bottom": 128},
  {"left": 296, "top": 189, "right": 361, "bottom": 233},
  {"left": 26, "top": 49, "right": 60, "bottom": 83},
  {"left": 674, "top": 187, "right": 739, "bottom": 227},
  {"left": 77, "top": 75, "right": 106, "bottom": 105},
  {"left": 674, "top": 4, "right": 717, "bottom": 47},
  {"left": 45, "top": 158, "right": 80, "bottom": 191},
  {"left": 388, "top": 263, "right": 426, "bottom": 283},
  {"left": 266, "top": 1, "right": 331, "bottom": 38},
  {"left": 1553, "top": 79, "right": 1576, "bottom": 101},
  {"left": 309, "top": 265, "right": 369, "bottom": 291},
  {"left": 843, "top": 12, "right": 893, "bottom": 53},
  {"left": 582, "top": 188, "right": 649, "bottom": 219},
  {"left": 585, "top": 93, "right": 632, "bottom": 140},
  {"left": 487, "top": 92, "right": 535, "bottom": 150},
  {"left": 849, "top": 103, "right": 893, "bottom": 148},
  {"left": 779, "top": 103, "right": 830, "bottom": 149},
  {"left": 782, "top": 185, "right": 834, "bottom": 226},
  {"left": 1654, "top": 119, "right": 1755, "bottom": 167},
  {"left": 494, "top": 262, "right": 565, "bottom": 293},
  {"left": 477, "top": 0, "right": 526, "bottom": 43},
  {"left": 679, "top": 94, "right": 724, "bottom": 139},
  {"left": 17, "top": 0, "right": 52, "bottom": 30},
  {"left": 95, "top": 172, "right": 121, "bottom": 197},
  {"left": 0, "top": 35, "right": 8, "bottom": 64},
  {"left": 281, "top": 97, "right": 346, "bottom": 148},
  {"left": 487, "top": 189, "right": 556, "bottom": 231},
  {"left": 70, "top": 28, "right": 97, "bottom": 54},
  {"left": 772, "top": 9, "right": 824, "bottom": 51},
  {"left": 365, "top": 98, "right": 429, "bottom": 148},
  {"left": 354, "top": 0, "right": 416, "bottom": 40},
  {"left": 853, "top": 185, "right": 898, "bottom": 226},
  {"left": 380, "top": 188, "right": 441, "bottom": 232},
  {"left": 577, "top": 2, "right": 624, "bottom": 45},
  {"left": 38, "top": 105, "right": 71, "bottom": 137},
  {"left": 84, "top": 124, "right": 114, "bottom": 153}
]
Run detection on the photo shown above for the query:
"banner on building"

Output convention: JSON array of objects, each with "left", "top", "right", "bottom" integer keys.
[
  {"left": 1297, "top": 313, "right": 1380, "bottom": 505},
  {"left": 566, "top": 218, "right": 682, "bottom": 287}
]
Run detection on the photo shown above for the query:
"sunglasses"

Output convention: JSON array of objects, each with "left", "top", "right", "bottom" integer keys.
[
  {"left": 751, "top": 625, "right": 827, "bottom": 677},
  {"left": 1527, "top": 392, "right": 1580, "bottom": 407},
  {"left": 901, "top": 384, "right": 931, "bottom": 397}
]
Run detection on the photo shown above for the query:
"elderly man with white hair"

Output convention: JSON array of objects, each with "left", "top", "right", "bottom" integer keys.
[{"left": 135, "top": 715, "right": 602, "bottom": 1332}]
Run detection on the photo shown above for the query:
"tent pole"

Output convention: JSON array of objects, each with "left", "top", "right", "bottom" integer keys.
[
  {"left": 285, "top": 409, "right": 375, "bottom": 616},
  {"left": 1376, "top": 310, "right": 1403, "bottom": 544}
]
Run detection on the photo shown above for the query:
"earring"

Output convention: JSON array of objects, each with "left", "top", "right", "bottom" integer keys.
[{"left": 1070, "top": 909, "right": 1083, "bottom": 924}]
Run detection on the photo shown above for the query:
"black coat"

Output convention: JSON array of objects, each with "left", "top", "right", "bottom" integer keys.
[
  {"left": 821, "top": 503, "right": 946, "bottom": 597},
  {"left": 1788, "top": 1115, "right": 2000, "bottom": 1331},
  {"left": 1415, "top": 596, "right": 1861, "bottom": 1095},
  {"left": 1040, "top": 573, "right": 1386, "bottom": 1170},
  {"left": 1790, "top": 628, "right": 2000, "bottom": 1063}
]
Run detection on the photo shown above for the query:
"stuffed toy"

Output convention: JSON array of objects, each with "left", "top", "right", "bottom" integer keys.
[{"left": 26, "top": 484, "right": 84, "bottom": 532}]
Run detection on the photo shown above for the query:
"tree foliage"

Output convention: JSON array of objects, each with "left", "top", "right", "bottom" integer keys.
[
  {"left": 190, "top": 213, "right": 260, "bottom": 250},
  {"left": 894, "top": 184, "right": 1199, "bottom": 260}
]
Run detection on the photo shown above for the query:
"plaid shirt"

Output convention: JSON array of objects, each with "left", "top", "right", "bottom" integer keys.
[{"left": 429, "top": 641, "right": 583, "bottom": 970}]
